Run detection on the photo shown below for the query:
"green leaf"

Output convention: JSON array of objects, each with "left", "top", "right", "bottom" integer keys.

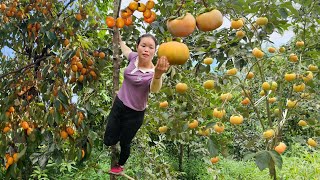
[
  {"left": 243, "top": 152, "right": 256, "bottom": 161},
  {"left": 270, "top": 150, "right": 283, "bottom": 169},
  {"left": 58, "top": 90, "right": 69, "bottom": 105},
  {"left": 278, "top": 8, "right": 288, "bottom": 19},
  {"left": 254, "top": 150, "right": 270, "bottom": 171},
  {"left": 208, "top": 138, "right": 218, "bottom": 156}
]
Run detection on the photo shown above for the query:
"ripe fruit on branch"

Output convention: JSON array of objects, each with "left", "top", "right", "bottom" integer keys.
[
  {"left": 230, "top": 115, "right": 243, "bottom": 125},
  {"left": 307, "top": 138, "right": 317, "bottom": 147},
  {"left": 213, "top": 122, "right": 225, "bottom": 133},
  {"left": 252, "top": 48, "right": 264, "bottom": 58},
  {"left": 296, "top": 41, "right": 304, "bottom": 47},
  {"left": 210, "top": 156, "right": 219, "bottom": 164},
  {"left": 203, "top": 80, "right": 215, "bottom": 89},
  {"left": 284, "top": 73, "right": 296, "bottom": 81},
  {"left": 230, "top": 19, "right": 244, "bottom": 29},
  {"left": 236, "top": 30, "right": 246, "bottom": 38},
  {"left": 157, "top": 41, "right": 190, "bottom": 65},
  {"left": 175, "top": 83, "right": 188, "bottom": 94},
  {"left": 159, "top": 126, "right": 168, "bottom": 133},
  {"left": 203, "top": 57, "right": 213, "bottom": 65},
  {"left": 220, "top": 93, "right": 232, "bottom": 101},
  {"left": 298, "top": 120, "right": 307, "bottom": 126},
  {"left": 226, "top": 68, "right": 237, "bottom": 76},
  {"left": 274, "top": 142, "right": 287, "bottom": 154},
  {"left": 188, "top": 120, "right": 199, "bottom": 129},
  {"left": 167, "top": 13, "right": 196, "bottom": 37},
  {"left": 256, "top": 17, "right": 268, "bottom": 25},
  {"left": 263, "top": 129, "right": 275, "bottom": 139},
  {"left": 289, "top": 54, "right": 298, "bottom": 62},
  {"left": 159, "top": 101, "right": 169, "bottom": 108},
  {"left": 196, "top": 9, "right": 223, "bottom": 32},
  {"left": 213, "top": 108, "right": 226, "bottom": 119}
]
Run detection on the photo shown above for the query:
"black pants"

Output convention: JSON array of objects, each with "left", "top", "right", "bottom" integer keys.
[{"left": 104, "top": 96, "right": 145, "bottom": 165}]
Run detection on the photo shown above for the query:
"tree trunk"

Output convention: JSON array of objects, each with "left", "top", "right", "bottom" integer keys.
[
  {"left": 110, "top": 0, "right": 121, "bottom": 179},
  {"left": 178, "top": 143, "right": 183, "bottom": 171}
]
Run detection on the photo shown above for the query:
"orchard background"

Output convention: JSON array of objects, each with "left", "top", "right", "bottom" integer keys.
[{"left": 0, "top": 0, "right": 319, "bottom": 179}]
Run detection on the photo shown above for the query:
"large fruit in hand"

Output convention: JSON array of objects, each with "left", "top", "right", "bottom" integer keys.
[
  {"left": 196, "top": 9, "right": 223, "bottom": 32},
  {"left": 167, "top": 13, "right": 196, "bottom": 37},
  {"left": 158, "top": 41, "right": 190, "bottom": 65}
]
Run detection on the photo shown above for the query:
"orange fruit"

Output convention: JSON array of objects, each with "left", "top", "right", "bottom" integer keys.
[
  {"left": 143, "top": 9, "right": 152, "bottom": 19},
  {"left": 81, "top": 149, "right": 85, "bottom": 158},
  {"left": 99, "top": 52, "right": 105, "bottom": 59},
  {"left": 226, "top": 68, "right": 237, "bottom": 75},
  {"left": 236, "top": 30, "right": 245, "bottom": 38},
  {"left": 124, "top": 16, "right": 133, "bottom": 26},
  {"left": 213, "top": 108, "right": 226, "bottom": 119},
  {"left": 188, "top": 120, "right": 199, "bottom": 129},
  {"left": 203, "top": 80, "right": 215, "bottom": 89},
  {"left": 175, "top": 83, "right": 188, "bottom": 94},
  {"left": 289, "top": 54, "right": 298, "bottom": 62},
  {"left": 13, "top": 153, "right": 19, "bottom": 162},
  {"left": 146, "top": 0, "right": 155, "bottom": 9},
  {"left": 246, "top": 72, "right": 254, "bottom": 79},
  {"left": 213, "top": 122, "right": 225, "bottom": 133},
  {"left": 116, "top": 17, "right": 125, "bottom": 28},
  {"left": 166, "top": 13, "right": 196, "bottom": 37},
  {"left": 157, "top": 41, "right": 189, "bottom": 65},
  {"left": 268, "top": 47, "right": 276, "bottom": 53},
  {"left": 284, "top": 73, "right": 296, "bottom": 81},
  {"left": 252, "top": 48, "right": 264, "bottom": 58},
  {"left": 21, "top": 121, "right": 29, "bottom": 130},
  {"left": 210, "top": 156, "right": 219, "bottom": 164},
  {"left": 106, "top": 16, "right": 116, "bottom": 28},
  {"left": 75, "top": 13, "right": 82, "bottom": 21},
  {"left": 307, "top": 138, "right": 317, "bottom": 147},
  {"left": 159, "top": 101, "right": 169, "bottom": 108},
  {"left": 241, "top": 97, "right": 250, "bottom": 105},
  {"left": 261, "top": 82, "right": 271, "bottom": 91},
  {"left": 60, "top": 130, "right": 68, "bottom": 139},
  {"left": 274, "top": 142, "right": 287, "bottom": 154},
  {"left": 203, "top": 57, "right": 213, "bottom": 65},
  {"left": 8, "top": 106, "right": 15, "bottom": 113},
  {"left": 63, "top": 39, "right": 70, "bottom": 47},
  {"left": 128, "top": 1, "right": 138, "bottom": 11},
  {"left": 230, "top": 115, "right": 244, "bottom": 125},
  {"left": 66, "top": 127, "right": 74, "bottom": 136},
  {"left": 137, "top": 3, "right": 146, "bottom": 12},
  {"left": 196, "top": 9, "right": 223, "bottom": 32},
  {"left": 230, "top": 19, "right": 244, "bottom": 29},
  {"left": 296, "top": 41, "right": 304, "bottom": 47}
]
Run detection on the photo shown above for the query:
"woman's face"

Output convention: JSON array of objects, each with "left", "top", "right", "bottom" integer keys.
[{"left": 136, "top": 37, "right": 156, "bottom": 62}]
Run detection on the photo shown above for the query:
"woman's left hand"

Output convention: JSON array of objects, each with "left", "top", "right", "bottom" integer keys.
[{"left": 154, "top": 56, "right": 170, "bottom": 78}]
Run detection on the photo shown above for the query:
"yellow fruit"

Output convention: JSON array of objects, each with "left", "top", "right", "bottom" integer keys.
[
  {"left": 159, "top": 101, "right": 169, "bottom": 108},
  {"left": 159, "top": 126, "right": 168, "bottom": 133},
  {"left": 188, "top": 120, "right": 199, "bottom": 129},
  {"left": 230, "top": 115, "right": 244, "bottom": 125},
  {"left": 27, "top": 128, "right": 33, "bottom": 135},
  {"left": 289, "top": 54, "right": 298, "bottom": 62},
  {"left": 274, "top": 142, "right": 287, "bottom": 154},
  {"left": 284, "top": 73, "right": 296, "bottom": 81},
  {"left": 259, "top": 90, "right": 266, "bottom": 96},
  {"left": 158, "top": 41, "right": 190, "bottom": 65},
  {"left": 213, "top": 123, "right": 225, "bottom": 133},
  {"left": 270, "top": 81, "right": 278, "bottom": 91},
  {"left": 256, "top": 17, "right": 268, "bottom": 25},
  {"left": 296, "top": 41, "right": 304, "bottom": 47},
  {"left": 293, "top": 83, "right": 305, "bottom": 92},
  {"left": 298, "top": 120, "right": 307, "bottom": 126},
  {"left": 286, "top": 100, "right": 297, "bottom": 108},
  {"left": 307, "top": 138, "right": 317, "bottom": 147},
  {"left": 252, "top": 48, "right": 264, "bottom": 58},
  {"left": 302, "top": 71, "right": 313, "bottom": 82},
  {"left": 236, "top": 30, "right": 246, "bottom": 38},
  {"left": 246, "top": 72, "right": 254, "bottom": 79},
  {"left": 226, "top": 68, "right": 238, "bottom": 75},
  {"left": 166, "top": 13, "right": 196, "bottom": 37},
  {"left": 176, "top": 83, "right": 188, "bottom": 94},
  {"left": 262, "top": 82, "right": 271, "bottom": 91},
  {"left": 203, "top": 80, "right": 215, "bottom": 89},
  {"left": 210, "top": 156, "right": 219, "bottom": 164},
  {"left": 203, "top": 57, "right": 213, "bottom": 65},
  {"left": 196, "top": 9, "right": 223, "bottom": 32},
  {"left": 274, "top": 108, "right": 280, "bottom": 115},
  {"left": 308, "top": 64, "right": 318, "bottom": 71},
  {"left": 300, "top": 93, "right": 311, "bottom": 99},
  {"left": 268, "top": 97, "right": 277, "bottom": 103},
  {"left": 268, "top": 47, "right": 276, "bottom": 53},
  {"left": 81, "top": 149, "right": 85, "bottom": 158},
  {"left": 278, "top": 47, "right": 285, "bottom": 53},
  {"left": 230, "top": 19, "right": 244, "bottom": 29},
  {"left": 263, "top": 129, "right": 275, "bottom": 139},
  {"left": 198, "top": 128, "right": 210, "bottom": 136},
  {"left": 220, "top": 93, "right": 232, "bottom": 101},
  {"left": 213, "top": 108, "right": 226, "bottom": 119}
]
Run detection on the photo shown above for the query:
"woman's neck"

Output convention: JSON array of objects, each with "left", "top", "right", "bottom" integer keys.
[{"left": 137, "top": 57, "right": 154, "bottom": 69}]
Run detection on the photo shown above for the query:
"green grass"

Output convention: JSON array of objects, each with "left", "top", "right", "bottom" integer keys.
[{"left": 46, "top": 144, "right": 320, "bottom": 180}]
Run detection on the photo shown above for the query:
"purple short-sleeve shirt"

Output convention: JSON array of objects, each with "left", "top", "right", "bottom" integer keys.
[{"left": 117, "top": 52, "right": 154, "bottom": 111}]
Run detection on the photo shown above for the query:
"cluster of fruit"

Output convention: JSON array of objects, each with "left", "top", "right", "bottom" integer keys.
[{"left": 106, "top": 0, "right": 156, "bottom": 28}]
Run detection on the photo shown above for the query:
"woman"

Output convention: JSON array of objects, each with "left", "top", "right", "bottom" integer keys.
[{"left": 104, "top": 34, "right": 169, "bottom": 175}]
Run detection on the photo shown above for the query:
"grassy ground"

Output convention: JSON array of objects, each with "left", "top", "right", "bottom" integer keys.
[{"left": 52, "top": 144, "right": 319, "bottom": 180}]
